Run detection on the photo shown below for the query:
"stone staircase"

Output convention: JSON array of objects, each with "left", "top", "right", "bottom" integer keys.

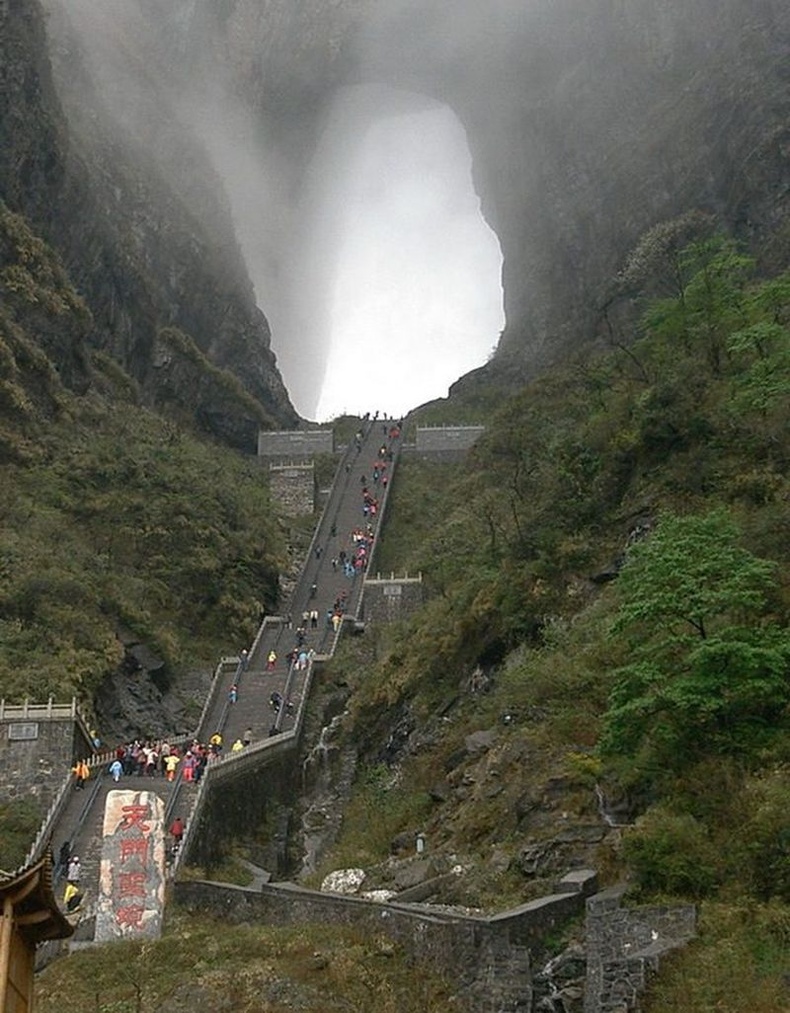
[{"left": 36, "top": 417, "right": 403, "bottom": 942}]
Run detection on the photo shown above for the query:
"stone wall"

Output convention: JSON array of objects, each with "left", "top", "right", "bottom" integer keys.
[
  {"left": 268, "top": 462, "right": 315, "bottom": 516},
  {"left": 174, "top": 874, "right": 696, "bottom": 1010},
  {"left": 360, "top": 574, "right": 425, "bottom": 623},
  {"left": 584, "top": 886, "right": 696, "bottom": 1013},
  {"left": 175, "top": 870, "right": 597, "bottom": 1012},
  {"left": 181, "top": 738, "right": 300, "bottom": 873},
  {"left": 0, "top": 712, "right": 93, "bottom": 810},
  {"left": 258, "top": 430, "right": 334, "bottom": 458},
  {"left": 403, "top": 426, "right": 485, "bottom": 461}
]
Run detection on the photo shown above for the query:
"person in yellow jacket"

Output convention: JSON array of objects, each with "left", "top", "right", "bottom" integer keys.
[
  {"left": 72, "top": 759, "right": 90, "bottom": 790},
  {"left": 63, "top": 882, "right": 83, "bottom": 913},
  {"left": 231, "top": 738, "right": 244, "bottom": 753},
  {"left": 164, "top": 753, "right": 180, "bottom": 782}
]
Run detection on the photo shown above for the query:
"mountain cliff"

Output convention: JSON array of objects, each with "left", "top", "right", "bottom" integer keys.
[
  {"left": 1, "top": 0, "right": 298, "bottom": 450},
  {"left": 7, "top": 0, "right": 788, "bottom": 415},
  {"left": 144, "top": 0, "right": 790, "bottom": 392}
]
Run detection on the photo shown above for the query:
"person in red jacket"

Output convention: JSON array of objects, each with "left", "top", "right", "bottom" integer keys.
[{"left": 169, "top": 817, "right": 184, "bottom": 849}]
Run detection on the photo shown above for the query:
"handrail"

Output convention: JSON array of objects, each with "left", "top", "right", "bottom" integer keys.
[
  {"left": 195, "top": 656, "right": 240, "bottom": 744},
  {"left": 342, "top": 428, "right": 401, "bottom": 629},
  {"left": 163, "top": 768, "right": 185, "bottom": 827},
  {"left": 169, "top": 766, "right": 209, "bottom": 879},
  {"left": 170, "top": 660, "right": 317, "bottom": 878},
  {"left": 22, "top": 769, "right": 74, "bottom": 870},
  {"left": 285, "top": 425, "right": 361, "bottom": 624},
  {"left": 51, "top": 773, "right": 105, "bottom": 886}
]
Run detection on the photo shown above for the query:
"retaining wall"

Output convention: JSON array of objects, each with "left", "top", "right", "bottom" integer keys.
[
  {"left": 0, "top": 703, "right": 94, "bottom": 810},
  {"left": 584, "top": 886, "right": 696, "bottom": 1013},
  {"left": 175, "top": 871, "right": 597, "bottom": 1011},
  {"left": 268, "top": 462, "right": 315, "bottom": 516},
  {"left": 415, "top": 426, "right": 485, "bottom": 453},
  {"left": 360, "top": 574, "right": 425, "bottom": 623},
  {"left": 258, "top": 430, "right": 334, "bottom": 458}
]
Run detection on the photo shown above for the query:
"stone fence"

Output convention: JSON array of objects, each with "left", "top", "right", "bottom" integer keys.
[
  {"left": 175, "top": 868, "right": 598, "bottom": 1011},
  {"left": 174, "top": 874, "right": 696, "bottom": 1012}
]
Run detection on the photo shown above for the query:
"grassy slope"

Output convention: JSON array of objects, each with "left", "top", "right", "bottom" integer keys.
[
  {"left": 0, "top": 204, "right": 289, "bottom": 867},
  {"left": 36, "top": 909, "right": 456, "bottom": 1013}
]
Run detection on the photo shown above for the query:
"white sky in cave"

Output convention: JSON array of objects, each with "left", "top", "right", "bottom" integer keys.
[{"left": 314, "top": 104, "right": 504, "bottom": 421}]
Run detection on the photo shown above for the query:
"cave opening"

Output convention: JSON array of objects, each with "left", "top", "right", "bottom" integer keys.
[{"left": 296, "top": 84, "right": 505, "bottom": 421}]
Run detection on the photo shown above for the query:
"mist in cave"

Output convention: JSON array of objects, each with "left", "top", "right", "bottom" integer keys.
[{"left": 308, "top": 85, "right": 504, "bottom": 421}]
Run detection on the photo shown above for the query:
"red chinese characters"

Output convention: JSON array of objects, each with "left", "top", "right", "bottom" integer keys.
[
  {"left": 118, "top": 803, "right": 152, "bottom": 833},
  {"left": 113, "top": 800, "right": 153, "bottom": 933}
]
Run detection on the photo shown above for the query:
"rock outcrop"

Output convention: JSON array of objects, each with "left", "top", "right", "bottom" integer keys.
[{"left": 0, "top": 0, "right": 299, "bottom": 451}]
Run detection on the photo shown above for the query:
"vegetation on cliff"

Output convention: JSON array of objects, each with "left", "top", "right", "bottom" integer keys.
[
  {"left": 350, "top": 236, "right": 789, "bottom": 889},
  {"left": 295, "top": 236, "right": 789, "bottom": 1010},
  {"left": 0, "top": 203, "right": 286, "bottom": 708}
]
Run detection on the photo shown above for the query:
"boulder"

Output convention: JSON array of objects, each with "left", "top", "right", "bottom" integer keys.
[
  {"left": 392, "top": 858, "right": 433, "bottom": 891},
  {"left": 465, "top": 729, "right": 496, "bottom": 755},
  {"left": 320, "top": 868, "right": 366, "bottom": 895}
]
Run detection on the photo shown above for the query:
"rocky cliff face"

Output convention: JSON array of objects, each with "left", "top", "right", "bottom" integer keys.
[
  {"left": 4, "top": 0, "right": 788, "bottom": 422},
  {"left": 147, "top": 0, "right": 790, "bottom": 391},
  {"left": 0, "top": 0, "right": 299, "bottom": 451}
]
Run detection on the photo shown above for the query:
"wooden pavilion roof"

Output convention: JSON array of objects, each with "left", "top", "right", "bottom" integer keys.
[{"left": 0, "top": 853, "right": 73, "bottom": 944}]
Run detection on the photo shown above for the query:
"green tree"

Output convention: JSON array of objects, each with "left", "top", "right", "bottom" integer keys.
[
  {"left": 600, "top": 510, "right": 790, "bottom": 766},
  {"left": 642, "top": 237, "right": 753, "bottom": 372}
]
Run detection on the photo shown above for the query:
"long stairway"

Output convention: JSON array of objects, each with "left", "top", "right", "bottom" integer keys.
[
  {"left": 200, "top": 416, "right": 399, "bottom": 753},
  {"left": 36, "top": 417, "right": 402, "bottom": 939},
  {"left": 50, "top": 768, "right": 186, "bottom": 912}
]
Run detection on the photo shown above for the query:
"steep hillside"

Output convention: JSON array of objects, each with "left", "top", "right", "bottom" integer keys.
[
  {"left": 22, "top": 235, "right": 788, "bottom": 1013},
  {"left": 0, "top": 0, "right": 299, "bottom": 450},
  {"left": 0, "top": 202, "right": 287, "bottom": 742},
  {"left": 1, "top": 3, "right": 788, "bottom": 1007},
  {"left": 279, "top": 238, "right": 789, "bottom": 1010}
]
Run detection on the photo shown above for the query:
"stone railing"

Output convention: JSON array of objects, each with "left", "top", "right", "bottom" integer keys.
[
  {"left": 0, "top": 696, "right": 95, "bottom": 747},
  {"left": 0, "top": 698, "right": 78, "bottom": 720}
]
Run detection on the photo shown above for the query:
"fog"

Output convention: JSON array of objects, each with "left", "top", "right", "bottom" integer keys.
[
  {"left": 302, "top": 86, "right": 504, "bottom": 421},
  {"left": 184, "top": 85, "right": 504, "bottom": 421},
  {"left": 41, "top": 0, "right": 509, "bottom": 421}
]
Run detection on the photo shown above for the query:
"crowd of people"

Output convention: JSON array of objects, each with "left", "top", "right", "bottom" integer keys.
[
  {"left": 58, "top": 419, "right": 403, "bottom": 916},
  {"left": 104, "top": 732, "right": 256, "bottom": 786}
]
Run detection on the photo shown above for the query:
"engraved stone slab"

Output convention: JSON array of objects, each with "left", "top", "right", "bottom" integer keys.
[
  {"left": 94, "top": 790, "right": 166, "bottom": 941},
  {"left": 8, "top": 722, "right": 39, "bottom": 740}
]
